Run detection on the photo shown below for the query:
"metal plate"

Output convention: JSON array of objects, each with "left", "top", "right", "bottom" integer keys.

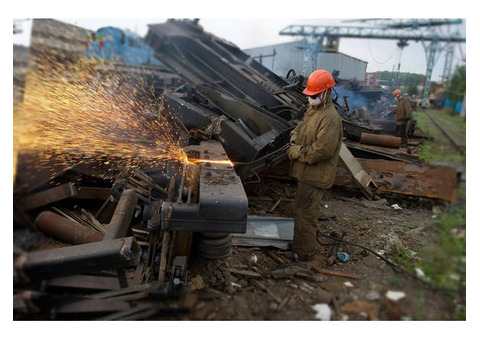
[{"left": 335, "top": 158, "right": 458, "bottom": 201}]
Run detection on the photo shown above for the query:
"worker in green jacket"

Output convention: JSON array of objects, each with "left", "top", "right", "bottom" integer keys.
[
  {"left": 392, "top": 89, "right": 413, "bottom": 147},
  {"left": 287, "top": 70, "right": 343, "bottom": 261}
]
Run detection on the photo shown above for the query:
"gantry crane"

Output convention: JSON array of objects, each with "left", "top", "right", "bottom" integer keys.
[{"left": 279, "top": 19, "right": 466, "bottom": 107}]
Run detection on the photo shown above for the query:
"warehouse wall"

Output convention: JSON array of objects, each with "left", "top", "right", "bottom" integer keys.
[{"left": 244, "top": 41, "right": 367, "bottom": 81}]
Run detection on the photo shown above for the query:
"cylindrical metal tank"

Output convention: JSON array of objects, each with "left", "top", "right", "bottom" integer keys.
[
  {"left": 35, "top": 211, "right": 104, "bottom": 244},
  {"left": 360, "top": 133, "right": 401, "bottom": 149}
]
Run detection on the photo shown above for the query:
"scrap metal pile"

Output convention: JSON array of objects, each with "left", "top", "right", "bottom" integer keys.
[
  {"left": 14, "top": 140, "right": 248, "bottom": 320},
  {"left": 13, "top": 19, "right": 458, "bottom": 320}
]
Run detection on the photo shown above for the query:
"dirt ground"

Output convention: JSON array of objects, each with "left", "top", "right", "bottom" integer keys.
[
  {"left": 177, "top": 178, "right": 462, "bottom": 321},
  {"left": 12, "top": 171, "right": 464, "bottom": 322}
]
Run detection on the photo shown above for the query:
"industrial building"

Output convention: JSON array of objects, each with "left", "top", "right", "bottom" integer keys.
[
  {"left": 244, "top": 41, "right": 367, "bottom": 81},
  {"left": 29, "top": 19, "right": 91, "bottom": 61}
]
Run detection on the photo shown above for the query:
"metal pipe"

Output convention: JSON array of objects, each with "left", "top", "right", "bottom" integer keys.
[
  {"left": 14, "top": 237, "right": 141, "bottom": 281},
  {"left": 103, "top": 189, "right": 138, "bottom": 241},
  {"left": 360, "top": 133, "right": 401, "bottom": 149},
  {"left": 35, "top": 211, "right": 104, "bottom": 244}
]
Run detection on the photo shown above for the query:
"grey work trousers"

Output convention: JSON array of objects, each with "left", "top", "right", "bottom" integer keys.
[{"left": 292, "top": 181, "right": 326, "bottom": 257}]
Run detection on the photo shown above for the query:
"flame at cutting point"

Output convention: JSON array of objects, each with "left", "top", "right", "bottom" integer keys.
[{"left": 187, "top": 158, "right": 234, "bottom": 167}]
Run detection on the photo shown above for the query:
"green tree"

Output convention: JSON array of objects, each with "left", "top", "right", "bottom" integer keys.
[
  {"left": 406, "top": 84, "right": 419, "bottom": 97},
  {"left": 445, "top": 65, "right": 466, "bottom": 102},
  {"left": 379, "top": 71, "right": 425, "bottom": 90}
]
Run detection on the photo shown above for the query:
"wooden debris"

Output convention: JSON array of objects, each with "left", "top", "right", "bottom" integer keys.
[
  {"left": 182, "top": 292, "right": 199, "bottom": 309},
  {"left": 277, "top": 295, "right": 290, "bottom": 310},
  {"left": 81, "top": 209, "right": 107, "bottom": 233},
  {"left": 191, "top": 275, "right": 206, "bottom": 290},
  {"left": 342, "top": 299, "right": 380, "bottom": 320},
  {"left": 252, "top": 279, "right": 283, "bottom": 304},
  {"left": 157, "top": 230, "right": 170, "bottom": 283},
  {"left": 295, "top": 271, "right": 327, "bottom": 282},
  {"left": 248, "top": 196, "right": 294, "bottom": 202},
  {"left": 226, "top": 268, "right": 263, "bottom": 279},
  {"left": 310, "top": 266, "right": 360, "bottom": 280},
  {"left": 266, "top": 250, "right": 290, "bottom": 265},
  {"left": 268, "top": 195, "right": 283, "bottom": 213},
  {"left": 271, "top": 264, "right": 310, "bottom": 279},
  {"left": 240, "top": 285, "right": 255, "bottom": 292}
]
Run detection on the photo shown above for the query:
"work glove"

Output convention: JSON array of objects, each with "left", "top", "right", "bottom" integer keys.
[{"left": 287, "top": 144, "right": 302, "bottom": 160}]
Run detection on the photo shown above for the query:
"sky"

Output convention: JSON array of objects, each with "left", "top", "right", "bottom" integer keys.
[{"left": 13, "top": 4, "right": 467, "bottom": 80}]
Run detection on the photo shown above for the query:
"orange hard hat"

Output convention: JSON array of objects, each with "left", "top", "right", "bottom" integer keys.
[
  {"left": 393, "top": 89, "right": 402, "bottom": 97},
  {"left": 303, "top": 70, "right": 336, "bottom": 96}
]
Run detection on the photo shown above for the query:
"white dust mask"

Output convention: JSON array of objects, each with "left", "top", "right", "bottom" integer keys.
[{"left": 308, "top": 96, "right": 322, "bottom": 107}]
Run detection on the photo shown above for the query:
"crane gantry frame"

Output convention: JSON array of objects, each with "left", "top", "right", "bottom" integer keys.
[{"left": 279, "top": 19, "right": 466, "bottom": 107}]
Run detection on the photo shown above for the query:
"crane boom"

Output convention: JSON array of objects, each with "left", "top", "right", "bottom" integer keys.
[{"left": 279, "top": 24, "right": 465, "bottom": 43}]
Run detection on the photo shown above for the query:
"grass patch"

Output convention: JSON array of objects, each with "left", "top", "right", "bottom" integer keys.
[
  {"left": 427, "top": 108, "right": 466, "bottom": 131},
  {"left": 418, "top": 143, "right": 465, "bottom": 164},
  {"left": 388, "top": 275, "right": 402, "bottom": 288},
  {"left": 457, "top": 186, "right": 466, "bottom": 201},
  {"left": 417, "top": 208, "right": 466, "bottom": 295},
  {"left": 414, "top": 109, "right": 466, "bottom": 165},
  {"left": 402, "top": 108, "right": 465, "bottom": 319},
  {"left": 391, "top": 248, "right": 417, "bottom": 272},
  {"left": 414, "top": 292, "right": 427, "bottom": 320}
]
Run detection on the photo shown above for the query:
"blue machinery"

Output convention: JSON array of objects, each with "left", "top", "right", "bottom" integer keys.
[{"left": 85, "top": 26, "right": 164, "bottom": 68}]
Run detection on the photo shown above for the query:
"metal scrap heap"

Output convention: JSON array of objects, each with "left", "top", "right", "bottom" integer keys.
[{"left": 13, "top": 19, "right": 460, "bottom": 320}]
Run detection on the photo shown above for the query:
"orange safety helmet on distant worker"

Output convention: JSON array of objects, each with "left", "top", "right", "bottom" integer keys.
[
  {"left": 393, "top": 89, "right": 402, "bottom": 97},
  {"left": 303, "top": 70, "right": 336, "bottom": 96}
]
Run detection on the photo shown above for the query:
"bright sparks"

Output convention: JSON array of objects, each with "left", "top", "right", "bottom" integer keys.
[{"left": 14, "top": 41, "right": 188, "bottom": 186}]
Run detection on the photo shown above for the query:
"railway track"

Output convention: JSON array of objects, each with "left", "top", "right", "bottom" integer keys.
[{"left": 424, "top": 110, "right": 466, "bottom": 154}]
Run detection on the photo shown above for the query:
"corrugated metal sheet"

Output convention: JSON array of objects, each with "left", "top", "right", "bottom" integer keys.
[{"left": 244, "top": 41, "right": 367, "bottom": 80}]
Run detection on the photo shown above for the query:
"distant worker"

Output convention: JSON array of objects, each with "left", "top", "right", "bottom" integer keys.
[
  {"left": 287, "top": 70, "right": 343, "bottom": 261},
  {"left": 392, "top": 89, "right": 413, "bottom": 147}
]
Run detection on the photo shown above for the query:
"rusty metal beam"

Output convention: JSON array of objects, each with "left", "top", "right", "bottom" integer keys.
[
  {"left": 14, "top": 237, "right": 141, "bottom": 281},
  {"left": 345, "top": 140, "right": 422, "bottom": 163},
  {"left": 338, "top": 143, "right": 378, "bottom": 200},
  {"left": 103, "top": 189, "right": 138, "bottom": 241},
  {"left": 74, "top": 186, "right": 111, "bottom": 200},
  {"left": 14, "top": 291, "right": 133, "bottom": 315},
  {"left": 335, "top": 159, "right": 457, "bottom": 201},
  {"left": 45, "top": 275, "right": 134, "bottom": 291},
  {"left": 20, "top": 182, "right": 77, "bottom": 211}
]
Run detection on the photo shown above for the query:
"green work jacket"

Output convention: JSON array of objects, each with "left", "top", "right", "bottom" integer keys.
[
  {"left": 289, "top": 99, "right": 343, "bottom": 189},
  {"left": 395, "top": 97, "right": 413, "bottom": 125}
]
